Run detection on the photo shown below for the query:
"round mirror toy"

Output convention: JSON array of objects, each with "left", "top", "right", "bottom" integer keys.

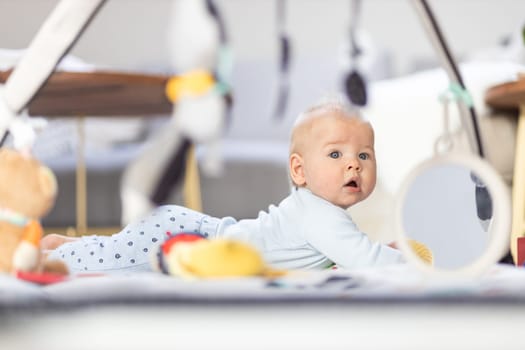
[{"left": 395, "top": 152, "right": 511, "bottom": 279}]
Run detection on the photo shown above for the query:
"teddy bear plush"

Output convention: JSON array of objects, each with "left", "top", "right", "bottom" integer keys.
[{"left": 0, "top": 147, "right": 67, "bottom": 276}]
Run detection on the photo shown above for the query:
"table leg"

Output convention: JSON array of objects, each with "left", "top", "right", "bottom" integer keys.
[
  {"left": 183, "top": 145, "right": 202, "bottom": 212},
  {"left": 75, "top": 116, "right": 87, "bottom": 236},
  {"left": 511, "top": 105, "right": 525, "bottom": 263}
]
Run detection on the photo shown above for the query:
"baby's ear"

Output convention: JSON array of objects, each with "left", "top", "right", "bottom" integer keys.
[{"left": 289, "top": 153, "right": 306, "bottom": 186}]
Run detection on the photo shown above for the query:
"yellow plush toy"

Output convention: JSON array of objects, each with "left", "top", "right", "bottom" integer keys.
[
  {"left": 0, "top": 148, "right": 68, "bottom": 277},
  {"left": 155, "top": 233, "right": 284, "bottom": 278}
]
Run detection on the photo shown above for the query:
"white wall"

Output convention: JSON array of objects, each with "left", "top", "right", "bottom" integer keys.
[{"left": 0, "top": 0, "right": 523, "bottom": 75}]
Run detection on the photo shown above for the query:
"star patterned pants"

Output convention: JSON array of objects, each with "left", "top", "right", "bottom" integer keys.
[{"left": 47, "top": 205, "right": 234, "bottom": 274}]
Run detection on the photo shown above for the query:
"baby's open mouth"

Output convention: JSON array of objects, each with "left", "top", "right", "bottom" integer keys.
[{"left": 345, "top": 180, "right": 358, "bottom": 188}]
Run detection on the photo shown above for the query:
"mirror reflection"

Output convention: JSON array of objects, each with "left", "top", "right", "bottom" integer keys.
[{"left": 401, "top": 164, "right": 492, "bottom": 270}]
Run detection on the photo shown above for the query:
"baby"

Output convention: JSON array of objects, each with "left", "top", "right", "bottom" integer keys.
[{"left": 44, "top": 97, "right": 403, "bottom": 273}]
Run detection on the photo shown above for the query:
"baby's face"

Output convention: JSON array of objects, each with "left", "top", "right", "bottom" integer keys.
[{"left": 292, "top": 114, "right": 376, "bottom": 209}]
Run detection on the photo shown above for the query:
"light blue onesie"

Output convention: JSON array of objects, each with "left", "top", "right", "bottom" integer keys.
[{"left": 48, "top": 187, "right": 403, "bottom": 274}]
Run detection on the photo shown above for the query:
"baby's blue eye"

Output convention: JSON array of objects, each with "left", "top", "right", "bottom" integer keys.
[
  {"left": 359, "top": 153, "right": 369, "bottom": 160},
  {"left": 329, "top": 151, "right": 341, "bottom": 159}
]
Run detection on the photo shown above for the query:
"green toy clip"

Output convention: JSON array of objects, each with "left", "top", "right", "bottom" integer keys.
[{"left": 439, "top": 82, "right": 473, "bottom": 108}]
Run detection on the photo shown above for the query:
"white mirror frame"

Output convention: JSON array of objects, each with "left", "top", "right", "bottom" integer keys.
[{"left": 395, "top": 152, "right": 511, "bottom": 279}]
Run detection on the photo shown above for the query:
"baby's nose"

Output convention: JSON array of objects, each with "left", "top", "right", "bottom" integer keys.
[{"left": 347, "top": 159, "right": 361, "bottom": 172}]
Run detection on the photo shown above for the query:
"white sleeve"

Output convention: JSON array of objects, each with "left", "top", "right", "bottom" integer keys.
[{"left": 301, "top": 199, "right": 404, "bottom": 269}]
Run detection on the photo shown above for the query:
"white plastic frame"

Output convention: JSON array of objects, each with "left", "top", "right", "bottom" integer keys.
[{"left": 395, "top": 152, "right": 511, "bottom": 279}]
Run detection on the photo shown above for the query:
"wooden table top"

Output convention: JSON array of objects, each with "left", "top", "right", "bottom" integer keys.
[
  {"left": 0, "top": 70, "right": 172, "bottom": 117},
  {"left": 485, "top": 75, "right": 525, "bottom": 111}
]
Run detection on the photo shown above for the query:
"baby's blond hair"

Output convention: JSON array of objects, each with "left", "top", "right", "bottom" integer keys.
[{"left": 290, "top": 95, "right": 363, "bottom": 155}]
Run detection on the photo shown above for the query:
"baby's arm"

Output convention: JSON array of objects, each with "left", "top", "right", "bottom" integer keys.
[{"left": 304, "top": 208, "right": 404, "bottom": 268}]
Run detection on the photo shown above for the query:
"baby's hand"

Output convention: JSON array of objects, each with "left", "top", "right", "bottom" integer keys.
[
  {"left": 387, "top": 241, "right": 398, "bottom": 249},
  {"left": 41, "top": 233, "right": 79, "bottom": 251}
]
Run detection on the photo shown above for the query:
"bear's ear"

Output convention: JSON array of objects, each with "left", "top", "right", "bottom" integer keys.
[{"left": 38, "top": 166, "right": 57, "bottom": 200}]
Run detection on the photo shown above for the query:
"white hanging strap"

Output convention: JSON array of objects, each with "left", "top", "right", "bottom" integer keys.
[{"left": 434, "top": 90, "right": 454, "bottom": 155}]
